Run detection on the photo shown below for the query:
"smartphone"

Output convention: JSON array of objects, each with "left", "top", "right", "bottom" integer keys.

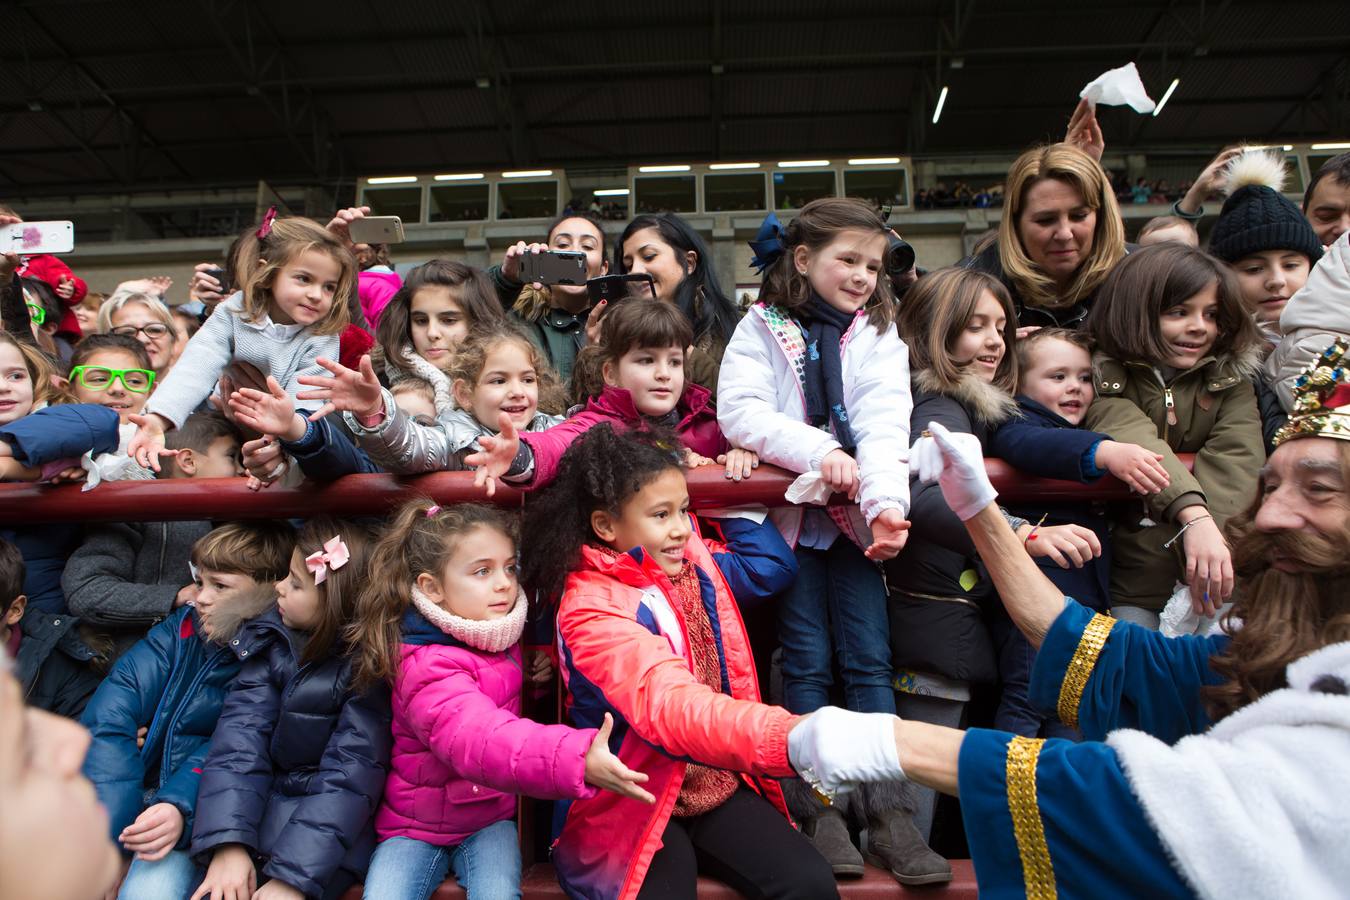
[
  {"left": 519, "top": 250, "right": 587, "bottom": 286},
  {"left": 204, "top": 267, "right": 232, "bottom": 293},
  {"left": 586, "top": 273, "right": 656, "bottom": 305},
  {"left": 1, "top": 221, "right": 74, "bottom": 255},
  {"left": 347, "top": 215, "right": 405, "bottom": 245}
]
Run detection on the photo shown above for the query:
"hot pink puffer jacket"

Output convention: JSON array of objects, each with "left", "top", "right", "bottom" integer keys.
[{"left": 374, "top": 610, "right": 598, "bottom": 846}]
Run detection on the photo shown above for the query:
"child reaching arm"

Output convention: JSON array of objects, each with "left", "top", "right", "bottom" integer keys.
[
  {"left": 349, "top": 499, "right": 652, "bottom": 900},
  {"left": 128, "top": 214, "right": 355, "bottom": 472}
]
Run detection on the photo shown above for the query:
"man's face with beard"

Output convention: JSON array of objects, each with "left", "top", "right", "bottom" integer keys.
[{"left": 1253, "top": 438, "right": 1349, "bottom": 561}]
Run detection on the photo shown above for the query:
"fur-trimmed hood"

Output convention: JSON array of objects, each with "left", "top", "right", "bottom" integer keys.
[
  {"left": 913, "top": 367, "right": 1019, "bottom": 425},
  {"left": 199, "top": 582, "right": 277, "bottom": 647}
]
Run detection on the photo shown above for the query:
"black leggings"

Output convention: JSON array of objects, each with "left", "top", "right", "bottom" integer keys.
[{"left": 636, "top": 788, "right": 838, "bottom": 900}]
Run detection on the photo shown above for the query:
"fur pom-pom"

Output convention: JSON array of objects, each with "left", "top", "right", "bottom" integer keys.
[{"left": 1223, "top": 148, "right": 1288, "bottom": 195}]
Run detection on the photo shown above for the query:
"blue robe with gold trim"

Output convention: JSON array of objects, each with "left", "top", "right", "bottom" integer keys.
[{"left": 958, "top": 601, "right": 1227, "bottom": 898}]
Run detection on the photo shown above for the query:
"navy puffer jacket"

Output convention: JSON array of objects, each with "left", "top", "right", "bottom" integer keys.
[
  {"left": 191, "top": 611, "right": 392, "bottom": 900},
  {"left": 81, "top": 604, "right": 270, "bottom": 848}
]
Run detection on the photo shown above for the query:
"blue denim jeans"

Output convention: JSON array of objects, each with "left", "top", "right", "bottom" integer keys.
[
  {"left": 362, "top": 820, "right": 521, "bottom": 900},
  {"left": 778, "top": 536, "right": 895, "bottom": 715},
  {"left": 118, "top": 850, "right": 204, "bottom": 900}
]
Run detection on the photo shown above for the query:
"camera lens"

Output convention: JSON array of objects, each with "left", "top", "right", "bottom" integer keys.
[{"left": 885, "top": 234, "right": 915, "bottom": 277}]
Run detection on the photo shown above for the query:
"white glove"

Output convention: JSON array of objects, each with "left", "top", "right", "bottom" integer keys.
[
  {"left": 909, "top": 421, "right": 997, "bottom": 521},
  {"left": 787, "top": 706, "right": 904, "bottom": 801}
]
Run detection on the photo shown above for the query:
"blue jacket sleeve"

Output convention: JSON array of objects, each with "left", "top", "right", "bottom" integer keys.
[
  {"left": 80, "top": 614, "right": 179, "bottom": 841},
  {"left": 0, "top": 404, "right": 120, "bottom": 466},
  {"left": 282, "top": 416, "right": 381, "bottom": 479},
  {"left": 262, "top": 681, "right": 393, "bottom": 897},
  {"left": 987, "top": 419, "right": 1108, "bottom": 482},
  {"left": 189, "top": 653, "right": 283, "bottom": 860},
  {"left": 958, "top": 729, "right": 1191, "bottom": 899},
  {"left": 152, "top": 741, "right": 212, "bottom": 848},
  {"left": 701, "top": 515, "right": 797, "bottom": 608},
  {"left": 1029, "top": 601, "right": 1225, "bottom": 744}
]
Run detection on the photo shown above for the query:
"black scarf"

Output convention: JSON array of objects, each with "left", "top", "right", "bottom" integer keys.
[{"left": 798, "top": 292, "right": 858, "bottom": 452}]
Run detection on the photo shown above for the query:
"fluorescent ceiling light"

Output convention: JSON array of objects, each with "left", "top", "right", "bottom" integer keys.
[
  {"left": 639, "top": 165, "right": 691, "bottom": 173},
  {"left": 849, "top": 157, "right": 901, "bottom": 166},
  {"left": 1311, "top": 142, "right": 1350, "bottom": 150},
  {"left": 502, "top": 169, "right": 553, "bottom": 178},
  {"left": 433, "top": 173, "right": 484, "bottom": 181},
  {"left": 1152, "top": 78, "right": 1179, "bottom": 117},
  {"left": 778, "top": 160, "right": 829, "bottom": 168},
  {"left": 367, "top": 176, "right": 418, "bottom": 185},
  {"left": 931, "top": 86, "right": 949, "bottom": 125},
  {"left": 594, "top": 188, "right": 630, "bottom": 196},
  {"left": 709, "top": 162, "right": 760, "bottom": 170}
]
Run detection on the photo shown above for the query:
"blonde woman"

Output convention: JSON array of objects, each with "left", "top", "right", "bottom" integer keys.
[
  {"left": 97, "top": 290, "right": 179, "bottom": 379},
  {"left": 963, "top": 143, "right": 1127, "bottom": 334}
]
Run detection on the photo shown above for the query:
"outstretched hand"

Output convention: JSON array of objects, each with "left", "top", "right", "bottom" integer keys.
[
  {"left": 295, "top": 355, "right": 384, "bottom": 422},
  {"left": 127, "top": 413, "right": 180, "bottom": 473},
  {"left": 463, "top": 412, "right": 520, "bottom": 497},
  {"left": 865, "top": 508, "right": 911, "bottom": 561},
  {"left": 1065, "top": 97, "right": 1105, "bottom": 162},
  {"left": 229, "top": 376, "right": 305, "bottom": 441},
  {"left": 583, "top": 713, "right": 655, "bottom": 804},
  {"left": 909, "top": 421, "right": 997, "bottom": 521}
]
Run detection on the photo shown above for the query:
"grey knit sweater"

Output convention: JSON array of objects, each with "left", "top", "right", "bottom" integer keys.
[{"left": 146, "top": 292, "right": 339, "bottom": 428}]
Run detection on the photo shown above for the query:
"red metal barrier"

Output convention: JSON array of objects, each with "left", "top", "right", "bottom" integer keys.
[{"left": 0, "top": 458, "right": 1194, "bottom": 524}]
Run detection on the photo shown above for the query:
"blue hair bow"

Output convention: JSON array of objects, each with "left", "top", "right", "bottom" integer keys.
[{"left": 748, "top": 212, "right": 787, "bottom": 275}]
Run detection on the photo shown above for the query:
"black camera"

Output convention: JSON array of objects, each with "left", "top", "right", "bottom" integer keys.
[{"left": 878, "top": 204, "right": 916, "bottom": 283}]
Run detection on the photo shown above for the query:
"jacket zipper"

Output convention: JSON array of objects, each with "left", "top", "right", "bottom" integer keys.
[
  {"left": 1151, "top": 367, "right": 1178, "bottom": 434},
  {"left": 159, "top": 648, "right": 227, "bottom": 786}
]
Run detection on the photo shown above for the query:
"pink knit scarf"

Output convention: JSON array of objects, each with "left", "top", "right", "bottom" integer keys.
[{"left": 409, "top": 585, "right": 527, "bottom": 653}]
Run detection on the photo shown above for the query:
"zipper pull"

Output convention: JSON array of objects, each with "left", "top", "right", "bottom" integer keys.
[{"left": 1164, "top": 388, "right": 1177, "bottom": 426}]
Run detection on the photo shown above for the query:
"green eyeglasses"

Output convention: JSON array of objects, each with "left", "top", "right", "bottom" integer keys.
[
  {"left": 25, "top": 302, "right": 45, "bottom": 326},
  {"left": 70, "top": 365, "right": 156, "bottom": 394}
]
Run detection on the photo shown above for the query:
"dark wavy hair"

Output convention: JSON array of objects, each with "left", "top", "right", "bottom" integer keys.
[
  {"left": 376, "top": 259, "right": 504, "bottom": 372},
  {"left": 520, "top": 423, "right": 686, "bottom": 599},
  {"left": 614, "top": 213, "right": 738, "bottom": 346}
]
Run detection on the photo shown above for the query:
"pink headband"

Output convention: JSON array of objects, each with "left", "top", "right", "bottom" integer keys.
[{"left": 304, "top": 535, "right": 350, "bottom": 586}]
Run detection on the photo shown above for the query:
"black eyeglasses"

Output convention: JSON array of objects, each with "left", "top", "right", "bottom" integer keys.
[{"left": 111, "top": 323, "right": 173, "bottom": 340}]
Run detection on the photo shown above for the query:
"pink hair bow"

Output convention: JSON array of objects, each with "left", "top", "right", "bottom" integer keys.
[
  {"left": 257, "top": 206, "right": 278, "bottom": 240},
  {"left": 304, "top": 535, "right": 350, "bottom": 585}
]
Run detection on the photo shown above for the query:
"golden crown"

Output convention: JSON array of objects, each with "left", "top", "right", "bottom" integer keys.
[{"left": 1273, "top": 340, "right": 1350, "bottom": 446}]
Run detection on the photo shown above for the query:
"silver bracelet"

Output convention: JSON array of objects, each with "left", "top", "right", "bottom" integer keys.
[{"left": 1163, "top": 513, "right": 1212, "bottom": 549}]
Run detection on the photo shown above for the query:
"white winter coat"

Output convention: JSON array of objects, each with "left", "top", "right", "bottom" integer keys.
[
  {"left": 717, "top": 303, "right": 912, "bottom": 547},
  {"left": 1268, "top": 231, "right": 1350, "bottom": 411}
]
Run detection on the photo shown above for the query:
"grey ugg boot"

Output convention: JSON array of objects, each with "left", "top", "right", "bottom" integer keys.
[
  {"left": 859, "top": 781, "right": 952, "bottom": 885},
  {"left": 782, "top": 776, "right": 865, "bottom": 878}
]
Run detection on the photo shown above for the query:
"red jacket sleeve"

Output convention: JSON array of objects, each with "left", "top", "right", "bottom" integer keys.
[
  {"left": 557, "top": 584, "right": 796, "bottom": 778},
  {"left": 519, "top": 410, "right": 605, "bottom": 489}
]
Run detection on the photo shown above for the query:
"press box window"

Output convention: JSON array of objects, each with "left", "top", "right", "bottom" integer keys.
[
  {"left": 844, "top": 169, "right": 909, "bottom": 208},
  {"left": 774, "top": 171, "right": 836, "bottom": 209},
  {"left": 361, "top": 188, "right": 423, "bottom": 222},
  {"left": 634, "top": 176, "right": 697, "bottom": 214},
  {"left": 496, "top": 181, "right": 558, "bottom": 219},
  {"left": 705, "top": 173, "right": 767, "bottom": 212},
  {"left": 428, "top": 184, "right": 490, "bottom": 222}
]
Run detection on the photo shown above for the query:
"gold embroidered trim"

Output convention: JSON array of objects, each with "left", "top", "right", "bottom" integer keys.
[
  {"left": 1056, "top": 613, "right": 1117, "bottom": 728},
  {"left": 1006, "top": 736, "right": 1056, "bottom": 900}
]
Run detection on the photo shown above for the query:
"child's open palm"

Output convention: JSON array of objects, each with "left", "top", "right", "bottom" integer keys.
[
  {"left": 296, "top": 355, "right": 383, "bottom": 422},
  {"left": 228, "top": 376, "right": 303, "bottom": 441},
  {"left": 463, "top": 412, "right": 520, "bottom": 497},
  {"left": 584, "top": 713, "right": 655, "bottom": 804}
]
